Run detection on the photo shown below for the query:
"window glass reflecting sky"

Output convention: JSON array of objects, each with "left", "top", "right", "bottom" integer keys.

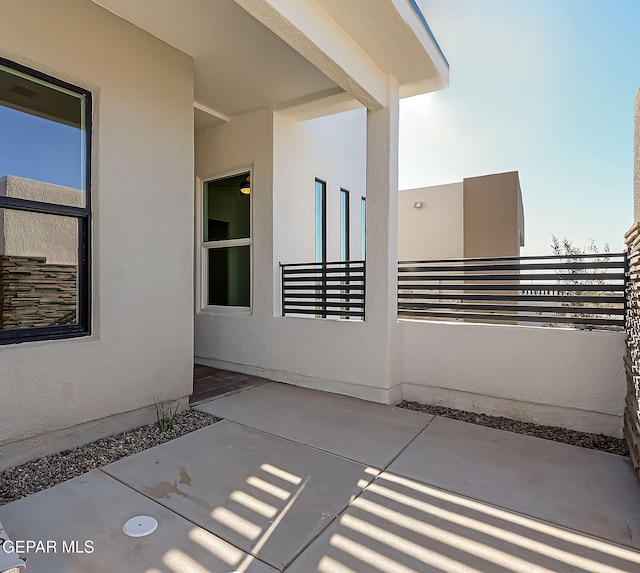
[{"left": 0, "top": 106, "right": 83, "bottom": 190}]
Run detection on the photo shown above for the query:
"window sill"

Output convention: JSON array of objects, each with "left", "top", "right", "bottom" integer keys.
[
  {"left": 0, "top": 325, "right": 90, "bottom": 346},
  {"left": 198, "top": 306, "right": 253, "bottom": 317}
]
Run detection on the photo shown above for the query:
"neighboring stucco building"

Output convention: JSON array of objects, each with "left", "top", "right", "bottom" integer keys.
[
  {"left": 0, "top": 176, "right": 81, "bottom": 266},
  {"left": 398, "top": 171, "right": 525, "bottom": 261}
]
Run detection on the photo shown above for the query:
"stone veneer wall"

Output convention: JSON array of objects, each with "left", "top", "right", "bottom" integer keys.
[
  {"left": 628, "top": 87, "right": 640, "bottom": 479},
  {"left": 625, "top": 221, "right": 640, "bottom": 477},
  {"left": 0, "top": 255, "right": 77, "bottom": 329}
]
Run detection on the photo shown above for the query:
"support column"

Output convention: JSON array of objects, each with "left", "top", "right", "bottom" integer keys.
[{"left": 365, "top": 76, "right": 402, "bottom": 400}]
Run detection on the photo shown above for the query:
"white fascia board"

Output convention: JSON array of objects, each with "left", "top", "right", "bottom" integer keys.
[
  {"left": 232, "top": 0, "right": 389, "bottom": 110},
  {"left": 393, "top": 0, "right": 449, "bottom": 94}
]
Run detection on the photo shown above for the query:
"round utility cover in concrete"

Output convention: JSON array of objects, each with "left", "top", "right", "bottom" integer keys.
[{"left": 123, "top": 515, "right": 158, "bottom": 537}]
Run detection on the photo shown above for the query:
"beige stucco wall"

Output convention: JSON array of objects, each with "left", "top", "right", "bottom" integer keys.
[
  {"left": 398, "top": 182, "right": 464, "bottom": 261},
  {"left": 463, "top": 171, "right": 524, "bottom": 258},
  {"left": 273, "top": 109, "right": 367, "bottom": 265},
  {"left": 401, "top": 320, "right": 626, "bottom": 437},
  {"left": 0, "top": 176, "right": 82, "bottom": 265},
  {"left": 0, "top": 0, "right": 194, "bottom": 468},
  {"left": 194, "top": 108, "right": 390, "bottom": 401},
  {"left": 195, "top": 84, "right": 403, "bottom": 404}
]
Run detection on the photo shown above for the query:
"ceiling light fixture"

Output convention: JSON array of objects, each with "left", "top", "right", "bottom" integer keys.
[{"left": 240, "top": 175, "right": 251, "bottom": 195}]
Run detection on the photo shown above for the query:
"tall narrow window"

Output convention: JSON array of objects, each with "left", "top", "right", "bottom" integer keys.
[
  {"left": 315, "top": 179, "right": 326, "bottom": 262},
  {"left": 360, "top": 197, "right": 366, "bottom": 259},
  {"left": 203, "top": 172, "right": 251, "bottom": 308},
  {"left": 340, "top": 189, "right": 350, "bottom": 261},
  {"left": 0, "top": 57, "right": 91, "bottom": 344}
]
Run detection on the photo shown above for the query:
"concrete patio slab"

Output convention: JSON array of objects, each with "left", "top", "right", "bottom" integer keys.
[
  {"left": 102, "top": 420, "right": 378, "bottom": 570},
  {"left": 0, "top": 469, "right": 276, "bottom": 573},
  {"left": 388, "top": 416, "right": 640, "bottom": 550},
  {"left": 3, "top": 392, "right": 640, "bottom": 573},
  {"left": 195, "top": 383, "right": 432, "bottom": 467},
  {"left": 287, "top": 471, "right": 640, "bottom": 573}
]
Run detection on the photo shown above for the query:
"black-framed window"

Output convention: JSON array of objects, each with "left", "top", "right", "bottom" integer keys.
[
  {"left": 340, "top": 188, "right": 350, "bottom": 261},
  {"left": 315, "top": 178, "right": 326, "bottom": 262},
  {"left": 0, "top": 57, "right": 91, "bottom": 344}
]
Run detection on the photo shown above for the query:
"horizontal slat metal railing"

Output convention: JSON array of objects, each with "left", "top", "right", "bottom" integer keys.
[
  {"left": 398, "top": 253, "right": 627, "bottom": 329},
  {"left": 281, "top": 260, "right": 365, "bottom": 320}
]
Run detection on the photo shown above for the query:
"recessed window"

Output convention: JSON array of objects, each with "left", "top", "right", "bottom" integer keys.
[
  {"left": 0, "top": 57, "right": 91, "bottom": 344},
  {"left": 360, "top": 197, "right": 366, "bottom": 259},
  {"left": 340, "top": 188, "right": 350, "bottom": 261},
  {"left": 202, "top": 172, "right": 251, "bottom": 308},
  {"left": 315, "top": 178, "right": 326, "bottom": 263}
]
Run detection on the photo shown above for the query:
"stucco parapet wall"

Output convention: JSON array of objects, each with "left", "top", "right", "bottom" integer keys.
[
  {"left": 0, "top": 176, "right": 82, "bottom": 266},
  {"left": 400, "top": 319, "right": 626, "bottom": 437},
  {"left": 0, "top": 175, "right": 83, "bottom": 206}
]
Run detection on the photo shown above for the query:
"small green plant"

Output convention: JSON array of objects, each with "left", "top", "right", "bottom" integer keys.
[{"left": 153, "top": 395, "right": 179, "bottom": 432}]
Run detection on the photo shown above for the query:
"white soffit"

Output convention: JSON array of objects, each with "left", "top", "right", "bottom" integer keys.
[
  {"left": 91, "top": 0, "right": 337, "bottom": 118},
  {"left": 232, "top": 0, "right": 390, "bottom": 110}
]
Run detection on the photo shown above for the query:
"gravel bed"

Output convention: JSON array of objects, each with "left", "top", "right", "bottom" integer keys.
[
  {"left": 0, "top": 409, "right": 219, "bottom": 507},
  {"left": 398, "top": 400, "right": 629, "bottom": 456}
]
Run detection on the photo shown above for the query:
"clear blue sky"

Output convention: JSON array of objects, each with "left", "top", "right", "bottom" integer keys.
[{"left": 401, "top": 0, "right": 640, "bottom": 255}]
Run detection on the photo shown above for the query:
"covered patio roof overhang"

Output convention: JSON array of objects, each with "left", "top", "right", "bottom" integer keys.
[
  {"left": 90, "top": 0, "right": 450, "bottom": 404},
  {"left": 91, "top": 0, "right": 449, "bottom": 127}
]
